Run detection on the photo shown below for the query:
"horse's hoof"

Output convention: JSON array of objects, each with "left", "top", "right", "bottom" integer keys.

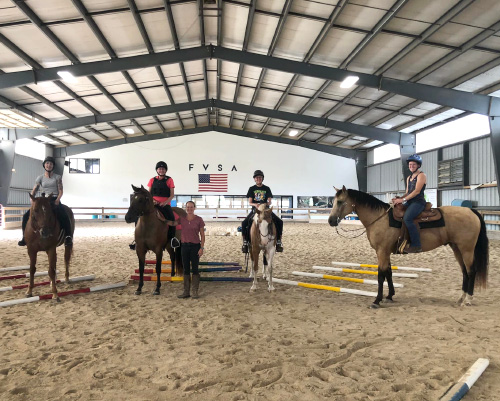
[
  {"left": 268, "top": 286, "right": 275, "bottom": 292},
  {"left": 370, "top": 303, "right": 381, "bottom": 309},
  {"left": 384, "top": 298, "right": 394, "bottom": 303},
  {"left": 54, "top": 297, "right": 61, "bottom": 303},
  {"left": 25, "top": 294, "right": 33, "bottom": 298},
  {"left": 135, "top": 290, "right": 142, "bottom": 295},
  {"left": 152, "top": 290, "right": 160, "bottom": 296},
  {"left": 250, "top": 287, "right": 257, "bottom": 292}
]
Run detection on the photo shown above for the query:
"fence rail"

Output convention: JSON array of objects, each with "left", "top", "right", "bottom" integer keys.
[{"left": 0, "top": 205, "right": 345, "bottom": 229}]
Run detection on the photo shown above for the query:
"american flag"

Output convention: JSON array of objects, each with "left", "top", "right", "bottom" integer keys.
[{"left": 198, "top": 174, "right": 228, "bottom": 192}]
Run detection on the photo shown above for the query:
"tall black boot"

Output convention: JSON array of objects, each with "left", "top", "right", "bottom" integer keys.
[{"left": 18, "top": 210, "right": 30, "bottom": 246}]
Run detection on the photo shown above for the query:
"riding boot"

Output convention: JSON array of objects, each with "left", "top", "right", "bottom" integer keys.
[
  {"left": 241, "top": 239, "right": 249, "bottom": 254},
  {"left": 191, "top": 274, "right": 200, "bottom": 299},
  {"left": 129, "top": 240, "right": 136, "bottom": 250},
  {"left": 177, "top": 275, "right": 191, "bottom": 298},
  {"left": 57, "top": 205, "right": 73, "bottom": 246},
  {"left": 169, "top": 226, "right": 180, "bottom": 248},
  {"left": 276, "top": 238, "right": 283, "bottom": 253},
  {"left": 18, "top": 210, "right": 30, "bottom": 246}
]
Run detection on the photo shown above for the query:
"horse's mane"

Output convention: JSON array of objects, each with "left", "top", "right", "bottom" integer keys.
[{"left": 346, "top": 189, "right": 389, "bottom": 211}]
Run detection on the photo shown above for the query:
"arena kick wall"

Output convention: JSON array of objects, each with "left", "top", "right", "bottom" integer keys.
[{"left": 60, "top": 131, "right": 359, "bottom": 207}]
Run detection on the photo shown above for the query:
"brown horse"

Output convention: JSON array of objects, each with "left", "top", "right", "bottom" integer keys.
[
  {"left": 25, "top": 194, "right": 75, "bottom": 300},
  {"left": 249, "top": 204, "right": 277, "bottom": 292},
  {"left": 328, "top": 186, "right": 489, "bottom": 308},
  {"left": 125, "top": 185, "right": 185, "bottom": 295}
]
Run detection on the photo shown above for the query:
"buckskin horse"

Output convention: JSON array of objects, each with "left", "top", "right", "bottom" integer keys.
[
  {"left": 328, "top": 186, "right": 488, "bottom": 308},
  {"left": 248, "top": 204, "right": 277, "bottom": 292},
  {"left": 125, "top": 185, "right": 185, "bottom": 295},
  {"left": 25, "top": 193, "right": 75, "bottom": 300}
]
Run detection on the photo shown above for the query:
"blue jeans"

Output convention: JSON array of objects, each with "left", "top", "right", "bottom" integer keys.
[{"left": 403, "top": 202, "right": 426, "bottom": 247}]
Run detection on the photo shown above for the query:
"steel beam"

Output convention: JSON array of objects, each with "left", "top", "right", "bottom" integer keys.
[
  {"left": 2, "top": 45, "right": 499, "bottom": 117},
  {"left": 51, "top": 124, "right": 360, "bottom": 160}
]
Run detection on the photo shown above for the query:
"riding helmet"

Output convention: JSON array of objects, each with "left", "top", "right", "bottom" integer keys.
[
  {"left": 42, "top": 156, "right": 56, "bottom": 167},
  {"left": 406, "top": 154, "right": 422, "bottom": 167},
  {"left": 253, "top": 169, "right": 264, "bottom": 179},
  {"left": 155, "top": 161, "right": 168, "bottom": 171}
]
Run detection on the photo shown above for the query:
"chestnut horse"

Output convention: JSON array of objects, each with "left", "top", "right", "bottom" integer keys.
[
  {"left": 249, "top": 204, "right": 276, "bottom": 292},
  {"left": 25, "top": 194, "right": 75, "bottom": 300},
  {"left": 328, "top": 186, "right": 489, "bottom": 308},
  {"left": 125, "top": 185, "right": 185, "bottom": 295}
]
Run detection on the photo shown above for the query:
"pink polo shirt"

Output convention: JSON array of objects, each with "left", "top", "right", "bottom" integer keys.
[{"left": 179, "top": 215, "right": 205, "bottom": 244}]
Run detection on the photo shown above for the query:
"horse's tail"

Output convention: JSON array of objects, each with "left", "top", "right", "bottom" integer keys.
[
  {"left": 471, "top": 209, "right": 489, "bottom": 289},
  {"left": 64, "top": 242, "right": 74, "bottom": 267}
]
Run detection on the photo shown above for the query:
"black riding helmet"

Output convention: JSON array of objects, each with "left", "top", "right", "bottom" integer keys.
[
  {"left": 42, "top": 156, "right": 56, "bottom": 170},
  {"left": 155, "top": 161, "right": 168, "bottom": 173},
  {"left": 253, "top": 169, "right": 264, "bottom": 179},
  {"left": 406, "top": 154, "right": 422, "bottom": 167}
]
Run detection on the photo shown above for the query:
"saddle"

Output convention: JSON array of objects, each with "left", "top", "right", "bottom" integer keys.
[
  {"left": 392, "top": 202, "right": 442, "bottom": 223},
  {"left": 390, "top": 202, "right": 444, "bottom": 254}
]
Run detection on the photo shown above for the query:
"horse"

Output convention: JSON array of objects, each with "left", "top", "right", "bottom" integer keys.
[
  {"left": 25, "top": 193, "right": 75, "bottom": 300},
  {"left": 328, "top": 186, "right": 489, "bottom": 308},
  {"left": 248, "top": 204, "right": 277, "bottom": 292},
  {"left": 125, "top": 185, "right": 185, "bottom": 295}
]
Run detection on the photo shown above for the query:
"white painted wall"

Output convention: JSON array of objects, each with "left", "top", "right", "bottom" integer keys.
[{"left": 62, "top": 131, "right": 358, "bottom": 207}]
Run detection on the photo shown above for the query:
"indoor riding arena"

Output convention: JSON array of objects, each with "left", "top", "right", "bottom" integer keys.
[{"left": 1, "top": 1, "right": 500, "bottom": 400}]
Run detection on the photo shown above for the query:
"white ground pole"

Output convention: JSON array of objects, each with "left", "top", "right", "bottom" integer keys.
[
  {"left": 272, "top": 277, "right": 377, "bottom": 297},
  {"left": 440, "top": 358, "right": 489, "bottom": 401},
  {"left": 331, "top": 261, "right": 432, "bottom": 272},
  {"left": 0, "top": 282, "right": 127, "bottom": 307},
  {"left": 313, "top": 266, "right": 419, "bottom": 278},
  {"left": 0, "top": 266, "right": 30, "bottom": 273},
  {"left": 0, "top": 275, "right": 95, "bottom": 292},
  {"left": 292, "top": 271, "right": 404, "bottom": 288}
]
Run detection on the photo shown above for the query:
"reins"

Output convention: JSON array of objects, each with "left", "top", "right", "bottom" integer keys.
[{"left": 335, "top": 202, "right": 391, "bottom": 239}]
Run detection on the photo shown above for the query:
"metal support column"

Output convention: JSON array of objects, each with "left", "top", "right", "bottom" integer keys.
[
  {"left": 399, "top": 132, "right": 416, "bottom": 184},
  {"left": 489, "top": 116, "right": 500, "bottom": 200},
  {"left": 0, "top": 140, "right": 16, "bottom": 206},
  {"left": 355, "top": 152, "right": 368, "bottom": 192}
]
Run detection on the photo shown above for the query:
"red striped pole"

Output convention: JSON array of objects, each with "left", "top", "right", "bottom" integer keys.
[{"left": 0, "top": 282, "right": 126, "bottom": 307}]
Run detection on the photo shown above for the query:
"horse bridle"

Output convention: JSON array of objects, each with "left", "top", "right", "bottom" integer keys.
[{"left": 334, "top": 198, "right": 390, "bottom": 238}]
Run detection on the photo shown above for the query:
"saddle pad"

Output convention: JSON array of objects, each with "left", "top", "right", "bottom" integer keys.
[{"left": 388, "top": 210, "right": 445, "bottom": 229}]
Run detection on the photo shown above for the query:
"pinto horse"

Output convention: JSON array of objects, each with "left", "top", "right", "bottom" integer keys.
[
  {"left": 125, "top": 185, "right": 185, "bottom": 295},
  {"left": 328, "top": 186, "right": 489, "bottom": 308},
  {"left": 25, "top": 194, "right": 75, "bottom": 300},
  {"left": 248, "top": 204, "right": 277, "bottom": 292}
]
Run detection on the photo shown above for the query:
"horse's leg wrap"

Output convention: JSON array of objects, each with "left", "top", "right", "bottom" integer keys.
[
  {"left": 385, "top": 267, "right": 395, "bottom": 301},
  {"left": 373, "top": 268, "right": 385, "bottom": 306}
]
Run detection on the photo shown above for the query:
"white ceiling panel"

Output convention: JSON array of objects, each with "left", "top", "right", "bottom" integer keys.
[
  {"left": 247, "top": 13, "right": 279, "bottom": 55},
  {"left": 171, "top": 2, "right": 201, "bottom": 48}
]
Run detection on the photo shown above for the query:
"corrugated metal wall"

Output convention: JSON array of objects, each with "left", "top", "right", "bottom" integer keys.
[
  {"left": 8, "top": 155, "right": 43, "bottom": 205},
  {"left": 442, "top": 144, "right": 463, "bottom": 159},
  {"left": 469, "top": 137, "right": 495, "bottom": 185},
  {"left": 367, "top": 136, "right": 498, "bottom": 229}
]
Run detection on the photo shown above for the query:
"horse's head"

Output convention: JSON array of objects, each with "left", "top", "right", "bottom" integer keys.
[
  {"left": 125, "top": 185, "right": 153, "bottom": 223},
  {"left": 29, "top": 193, "right": 57, "bottom": 238},
  {"left": 328, "top": 185, "right": 353, "bottom": 227},
  {"left": 254, "top": 204, "right": 274, "bottom": 236}
]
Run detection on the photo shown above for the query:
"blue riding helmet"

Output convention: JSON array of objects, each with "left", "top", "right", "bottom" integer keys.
[{"left": 406, "top": 154, "right": 422, "bottom": 167}]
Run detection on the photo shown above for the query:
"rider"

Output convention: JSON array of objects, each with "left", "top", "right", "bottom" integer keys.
[
  {"left": 148, "top": 161, "right": 180, "bottom": 249},
  {"left": 241, "top": 170, "right": 283, "bottom": 253},
  {"left": 18, "top": 156, "right": 73, "bottom": 247},
  {"left": 392, "top": 154, "right": 427, "bottom": 253}
]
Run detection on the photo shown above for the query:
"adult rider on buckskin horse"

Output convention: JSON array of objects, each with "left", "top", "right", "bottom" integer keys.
[
  {"left": 241, "top": 169, "right": 283, "bottom": 253},
  {"left": 392, "top": 154, "right": 427, "bottom": 253}
]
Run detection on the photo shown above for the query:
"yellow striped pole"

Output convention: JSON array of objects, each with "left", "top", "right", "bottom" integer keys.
[
  {"left": 292, "top": 271, "right": 403, "bottom": 288},
  {"left": 331, "top": 261, "right": 431, "bottom": 272},
  {"left": 313, "top": 266, "right": 418, "bottom": 278},
  {"left": 272, "top": 278, "right": 377, "bottom": 297}
]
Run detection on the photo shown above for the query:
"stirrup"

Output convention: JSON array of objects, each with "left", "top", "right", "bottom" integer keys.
[
  {"left": 129, "top": 241, "right": 136, "bottom": 251},
  {"left": 242, "top": 241, "right": 248, "bottom": 254},
  {"left": 171, "top": 237, "right": 180, "bottom": 249},
  {"left": 18, "top": 238, "right": 26, "bottom": 246}
]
